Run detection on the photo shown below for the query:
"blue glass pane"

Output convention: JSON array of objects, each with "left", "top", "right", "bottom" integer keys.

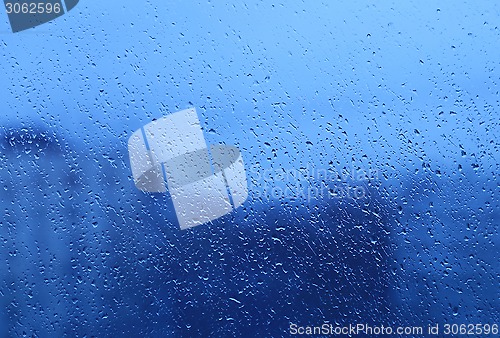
[{"left": 0, "top": 1, "right": 498, "bottom": 336}]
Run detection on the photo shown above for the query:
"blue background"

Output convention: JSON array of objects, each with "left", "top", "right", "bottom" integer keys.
[{"left": 0, "top": 0, "right": 498, "bottom": 336}]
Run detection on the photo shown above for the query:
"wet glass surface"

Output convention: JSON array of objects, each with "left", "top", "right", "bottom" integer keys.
[{"left": 0, "top": 1, "right": 498, "bottom": 336}]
